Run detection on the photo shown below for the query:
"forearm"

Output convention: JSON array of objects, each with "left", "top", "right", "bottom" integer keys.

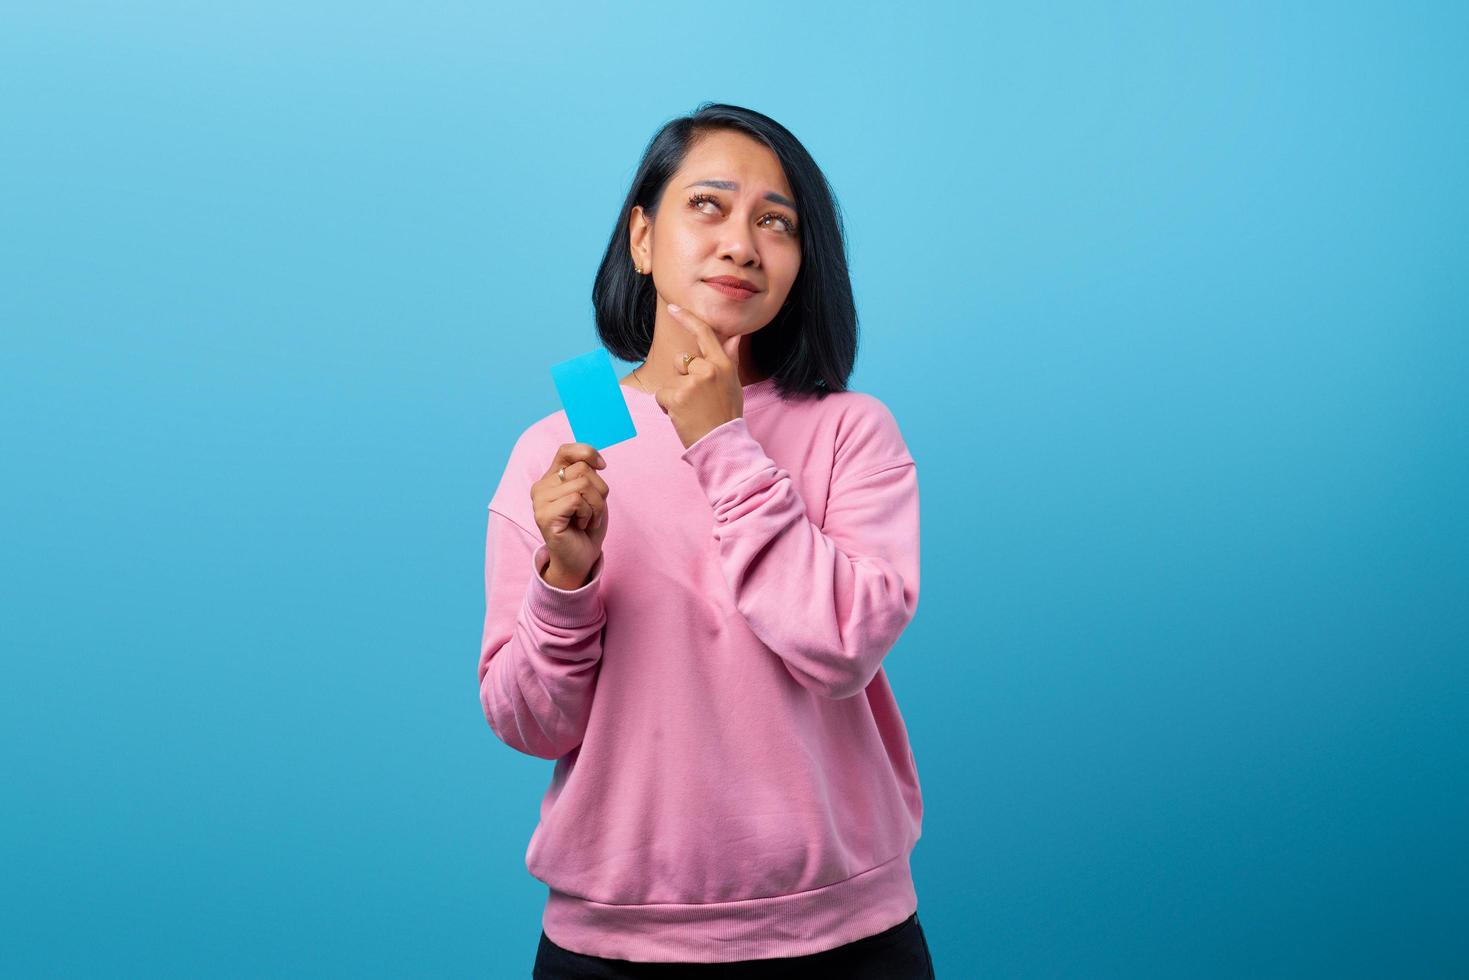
[
  {"left": 479, "top": 511, "right": 606, "bottom": 758},
  {"left": 681, "top": 418, "right": 921, "bottom": 700}
]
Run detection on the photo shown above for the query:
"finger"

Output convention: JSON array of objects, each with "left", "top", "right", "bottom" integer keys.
[
  {"left": 546, "top": 476, "right": 605, "bottom": 511},
  {"left": 558, "top": 460, "right": 610, "bottom": 499},
  {"left": 719, "top": 331, "right": 741, "bottom": 364},
  {"left": 544, "top": 443, "right": 606, "bottom": 481},
  {"left": 551, "top": 480, "right": 606, "bottom": 528},
  {"left": 666, "top": 303, "right": 727, "bottom": 366},
  {"left": 574, "top": 485, "right": 607, "bottom": 529},
  {"left": 677, "top": 356, "right": 710, "bottom": 389},
  {"left": 549, "top": 484, "right": 599, "bottom": 528},
  {"left": 543, "top": 491, "right": 591, "bottom": 532}
]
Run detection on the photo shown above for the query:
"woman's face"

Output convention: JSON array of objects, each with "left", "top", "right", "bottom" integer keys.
[{"left": 631, "top": 129, "right": 802, "bottom": 340}]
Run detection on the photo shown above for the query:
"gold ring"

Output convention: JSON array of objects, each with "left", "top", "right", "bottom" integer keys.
[{"left": 557, "top": 467, "right": 566, "bottom": 481}]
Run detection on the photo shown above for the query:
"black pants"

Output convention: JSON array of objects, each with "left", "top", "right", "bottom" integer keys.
[{"left": 532, "top": 911, "right": 935, "bottom": 979}]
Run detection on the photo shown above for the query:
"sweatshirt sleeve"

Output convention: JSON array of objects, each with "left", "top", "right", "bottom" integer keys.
[
  {"left": 477, "top": 505, "right": 607, "bottom": 759},
  {"left": 679, "top": 411, "right": 920, "bottom": 700}
]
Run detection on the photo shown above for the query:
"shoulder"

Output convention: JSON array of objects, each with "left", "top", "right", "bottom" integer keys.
[
  {"left": 486, "top": 408, "right": 574, "bottom": 532},
  {"left": 816, "top": 388, "right": 916, "bottom": 475}
]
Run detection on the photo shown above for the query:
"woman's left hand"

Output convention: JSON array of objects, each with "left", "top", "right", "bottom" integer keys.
[{"left": 654, "top": 303, "right": 746, "bottom": 449}]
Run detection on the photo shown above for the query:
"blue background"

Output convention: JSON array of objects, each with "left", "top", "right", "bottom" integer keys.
[{"left": 4, "top": 2, "right": 1465, "bottom": 977}]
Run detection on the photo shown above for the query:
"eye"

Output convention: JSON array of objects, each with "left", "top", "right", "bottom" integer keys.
[
  {"left": 688, "top": 193, "right": 798, "bottom": 236},
  {"left": 761, "top": 211, "right": 798, "bottom": 235},
  {"left": 688, "top": 192, "right": 721, "bottom": 214}
]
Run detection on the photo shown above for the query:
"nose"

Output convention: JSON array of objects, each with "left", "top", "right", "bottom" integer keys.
[{"left": 717, "top": 222, "right": 760, "bottom": 268}]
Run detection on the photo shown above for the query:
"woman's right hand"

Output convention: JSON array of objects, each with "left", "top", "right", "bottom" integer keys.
[{"left": 530, "top": 442, "right": 609, "bottom": 589}]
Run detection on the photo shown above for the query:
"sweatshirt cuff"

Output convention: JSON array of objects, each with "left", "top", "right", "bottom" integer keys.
[
  {"left": 679, "top": 416, "right": 772, "bottom": 501},
  {"left": 525, "top": 543, "right": 605, "bottom": 628}
]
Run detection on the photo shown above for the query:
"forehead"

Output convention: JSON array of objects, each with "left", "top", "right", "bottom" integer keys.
[{"left": 676, "top": 130, "right": 792, "bottom": 197}]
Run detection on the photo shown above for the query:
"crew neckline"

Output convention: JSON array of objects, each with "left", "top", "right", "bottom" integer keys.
[{"left": 620, "top": 375, "right": 782, "bottom": 414}]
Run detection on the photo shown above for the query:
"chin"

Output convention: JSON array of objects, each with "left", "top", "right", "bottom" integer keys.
[{"left": 697, "top": 306, "right": 746, "bottom": 335}]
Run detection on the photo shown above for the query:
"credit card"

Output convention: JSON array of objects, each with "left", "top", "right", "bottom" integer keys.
[{"left": 549, "top": 347, "right": 639, "bottom": 450}]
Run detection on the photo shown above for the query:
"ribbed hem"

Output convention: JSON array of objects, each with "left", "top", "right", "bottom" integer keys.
[
  {"left": 679, "top": 416, "right": 770, "bottom": 501},
  {"left": 540, "top": 849, "right": 918, "bottom": 963},
  {"left": 524, "top": 544, "right": 604, "bottom": 628}
]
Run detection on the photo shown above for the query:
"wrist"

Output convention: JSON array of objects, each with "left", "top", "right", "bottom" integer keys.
[{"left": 541, "top": 557, "right": 590, "bottom": 591}]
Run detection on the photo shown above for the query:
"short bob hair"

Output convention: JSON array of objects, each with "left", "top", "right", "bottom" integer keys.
[{"left": 592, "top": 102, "right": 857, "bottom": 400}]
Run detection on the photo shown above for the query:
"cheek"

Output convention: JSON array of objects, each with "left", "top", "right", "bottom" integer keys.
[
  {"left": 653, "top": 222, "right": 699, "bottom": 258},
  {"left": 776, "top": 258, "right": 801, "bottom": 295},
  {"left": 780, "top": 244, "right": 801, "bottom": 276},
  {"left": 670, "top": 236, "right": 709, "bottom": 269}
]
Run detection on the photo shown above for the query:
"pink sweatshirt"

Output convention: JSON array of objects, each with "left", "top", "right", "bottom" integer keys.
[{"left": 478, "top": 375, "right": 923, "bottom": 963}]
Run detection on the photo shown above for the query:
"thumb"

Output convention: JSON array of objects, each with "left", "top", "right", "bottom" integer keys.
[{"left": 720, "top": 331, "right": 742, "bottom": 364}]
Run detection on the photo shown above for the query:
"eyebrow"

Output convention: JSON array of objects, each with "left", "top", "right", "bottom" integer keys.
[{"left": 684, "top": 179, "right": 797, "bottom": 211}]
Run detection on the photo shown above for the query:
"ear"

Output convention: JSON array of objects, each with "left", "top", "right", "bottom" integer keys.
[{"left": 628, "top": 205, "right": 651, "bottom": 262}]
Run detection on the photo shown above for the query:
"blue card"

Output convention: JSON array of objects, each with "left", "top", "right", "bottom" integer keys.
[{"left": 549, "top": 347, "right": 639, "bottom": 450}]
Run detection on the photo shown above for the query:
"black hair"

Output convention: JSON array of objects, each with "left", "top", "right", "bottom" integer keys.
[{"left": 592, "top": 102, "right": 857, "bottom": 400}]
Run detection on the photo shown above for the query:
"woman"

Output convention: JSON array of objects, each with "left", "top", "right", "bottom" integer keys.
[{"left": 479, "top": 103, "right": 932, "bottom": 979}]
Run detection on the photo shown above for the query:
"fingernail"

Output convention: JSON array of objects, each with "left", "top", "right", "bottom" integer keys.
[{"left": 667, "top": 303, "right": 680, "bottom": 313}]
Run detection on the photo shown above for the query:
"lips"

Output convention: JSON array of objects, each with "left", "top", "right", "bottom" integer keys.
[
  {"left": 703, "top": 280, "right": 759, "bottom": 301},
  {"left": 703, "top": 276, "right": 760, "bottom": 293}
]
